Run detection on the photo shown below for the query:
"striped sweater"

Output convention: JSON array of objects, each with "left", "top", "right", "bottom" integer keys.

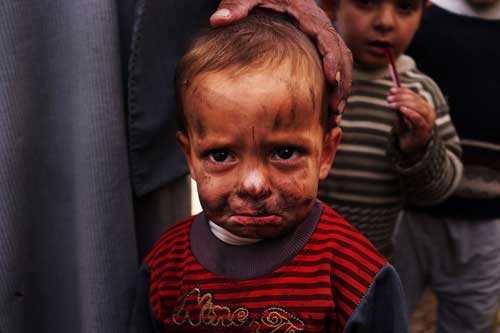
[
  {"left": 129, "top": 202, "right": 408, "bottom": 332},
  {"left": 318, "top": 55, "right": 463, "bottom": 258}
]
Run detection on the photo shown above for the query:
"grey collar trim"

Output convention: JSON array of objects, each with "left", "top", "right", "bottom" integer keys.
[{"left": 190, "top": 201, "right": 323, "bottom": 280}]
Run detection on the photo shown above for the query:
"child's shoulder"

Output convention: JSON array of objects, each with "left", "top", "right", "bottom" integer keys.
[
  {"left": 318, "top": 202, "right": 397, "bottom": 326},
  {"left": 318, "top": 202, "right": 387, "bottom": 268},
  {"left": 398, "top": 54, "right": 448, "bottom": 109},
  {"left": 145, "top": 214, "right": 197, "bottom": 264},
  {"left": 399, "top": 54, "right": 436, "bottom": 84}
]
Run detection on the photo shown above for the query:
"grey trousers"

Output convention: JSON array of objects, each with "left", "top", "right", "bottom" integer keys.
[{"left": 393, "top": 212, "right": 500, "bottom": 333}]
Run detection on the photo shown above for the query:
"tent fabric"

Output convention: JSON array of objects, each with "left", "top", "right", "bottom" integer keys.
[
  {"left": 0, "top": 1, "right": 137, "bottom": 332},
  {"left": 0, "top": 0, "right": 217, "bottom": 331}
]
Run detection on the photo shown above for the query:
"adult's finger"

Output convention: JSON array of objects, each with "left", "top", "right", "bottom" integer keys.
[
  {"left": 210, "top": 0, "right": 260, "bottom": 26},
  {"left": 388, "top": 94, "right": 421, "bottom": 105},
  {"left": 321, "top": 30, "right": 353, "bottom": 121}
]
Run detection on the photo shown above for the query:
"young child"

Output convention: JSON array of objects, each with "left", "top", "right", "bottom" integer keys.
[
  {"left": 393, "top": 0, "right": 500, "bottom": 331},
  {"left": 318, "top": 0, "right": 463, "bottom": 258},
  {"left": 129, "top": 10, "right": 408, "bottom": 333}
]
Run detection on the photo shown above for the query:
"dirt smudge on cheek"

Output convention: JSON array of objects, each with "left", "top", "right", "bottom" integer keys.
[
  {"left": 201, "top": 192, "right": 231, "bottom": 218},
  {"left": 196, "top": 174, "right": 232, "bottom": 217},
  {"left": 275, "top": 176, "right": 315, "bottom": 212},
  {"left": 274, "top": 178, "right": 315, "bottom": 230},
  {"left": 273, "top": 112, "right": 282, "bottom": 131},
  {"left": 287, "top": 82, "right": 297, "bottom": 123},
  {"left": 184, "top": 105, "right": 206, "bottom": 139},
  {"left": 194, "top": 116, "right": 206, "bottom": 138},
  {"left": 189, "top": 94, "right": 207, "bottom": 138},
  {"left": 196, "top": 173, "right": 210, "bottom": 186},
  {"left": 213, "top": 192, "right": 231, "bottom": 213}
]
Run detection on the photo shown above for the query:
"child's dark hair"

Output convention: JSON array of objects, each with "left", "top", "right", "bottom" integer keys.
[{"left": 175, "top": 9, "right": 333, "bottom": 134}]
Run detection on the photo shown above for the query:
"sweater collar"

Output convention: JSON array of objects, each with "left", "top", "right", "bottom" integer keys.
[{"left": 190, "top": 201, "right": 322, "bottom": 280}]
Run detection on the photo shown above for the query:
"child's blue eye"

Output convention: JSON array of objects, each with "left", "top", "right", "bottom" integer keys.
[
  {"left": 272, "top": 147, "right": 300, "bottom": 160},
  {"left": 208, "top": 150, "right": 233, "bottom": 163}
]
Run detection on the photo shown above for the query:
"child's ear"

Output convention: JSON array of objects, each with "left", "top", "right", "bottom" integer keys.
[
  {"left": 319, "top": 126, "right": 342, "bottom": 180},
  {"left": 176, "top": 131, "right": 197, "bottom": 181}
]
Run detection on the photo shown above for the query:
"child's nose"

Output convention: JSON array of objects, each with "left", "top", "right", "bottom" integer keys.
[
  {"left": 374, "top": 4, "right": 396, "bottom": 32},
  {"left": 237, "top": 167, "right": 272, "bottom": 200}
]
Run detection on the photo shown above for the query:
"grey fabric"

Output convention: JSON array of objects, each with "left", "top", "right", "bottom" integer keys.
[
  {"left": 0, "top": 2, "right": 138, "bottom": 332},
  {"left": 393, "top": 212, "right": 500, "bottom": 333}
]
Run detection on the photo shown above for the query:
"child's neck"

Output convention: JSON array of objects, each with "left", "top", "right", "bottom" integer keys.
[
  {"left": 354, "top": 59, "right": 397, "bottom": 75},
  {"left": 353, "top": 55, "right": 416, "bottom": 81},
  {"left": 355, "top": 62, "right": 388, "bottom": 71},
  {"left": 209, "top": 220, "right": 262, "bottom": 245}
]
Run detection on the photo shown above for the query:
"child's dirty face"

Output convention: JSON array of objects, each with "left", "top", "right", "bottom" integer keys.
[
  {"left": 178, "top": 68, "right": 341, "bottom": 239},
  {"left": 334, "top": 0, "right": 423, "bottom": 69}
]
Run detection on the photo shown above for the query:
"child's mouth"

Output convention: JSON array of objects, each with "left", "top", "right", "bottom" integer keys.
[
  {"left": 369, "top": 40, "right": 393, "bottom": 48},
  {"left": 231, "top": 214, "right": 283, "bottom": 226},
  {"left": 366, "top": 41, "right": 394, "bottom": 57}
]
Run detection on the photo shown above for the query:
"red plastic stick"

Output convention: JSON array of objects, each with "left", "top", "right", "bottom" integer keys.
[
  {"left": 384, "top": 47, "right": 411, "bottom": 130},
  {"left": 384, "top": 47, "right": 401, "bottom": 88}
]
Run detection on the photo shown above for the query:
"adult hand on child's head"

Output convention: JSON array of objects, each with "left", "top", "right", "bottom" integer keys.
[
  {"left": 387, "top": 87, "right": 436, "bottom": 155},
  {"left": 210, "top": 0, "right": 353, "bottom": 125}
]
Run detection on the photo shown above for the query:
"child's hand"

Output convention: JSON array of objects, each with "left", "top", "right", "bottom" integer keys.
[{"left": 387, "top": 87, "right": 435, "bottom": 155}]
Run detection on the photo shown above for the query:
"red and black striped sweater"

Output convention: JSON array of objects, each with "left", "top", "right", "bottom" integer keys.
[{"left": 130, "top": 202, "right": 408, "bottom": 332}]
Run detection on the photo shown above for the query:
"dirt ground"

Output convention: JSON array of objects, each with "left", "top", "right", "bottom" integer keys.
[
  {"left": 410, "top": 289, "right": 438, "bottom": 333},
  {"left": 410, "top": 289, "right": 500, "bottom": 333}
]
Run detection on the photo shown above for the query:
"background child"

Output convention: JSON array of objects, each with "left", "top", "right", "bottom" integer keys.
[
  {"left": 392, "top": 0, "right": 500, "bottom": 331},
  {"left": 129, "top": 10, "right": 408, "bottom": 333},
  {"left": 318, "top": 0, "right": 463, "bottom": 259}
]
